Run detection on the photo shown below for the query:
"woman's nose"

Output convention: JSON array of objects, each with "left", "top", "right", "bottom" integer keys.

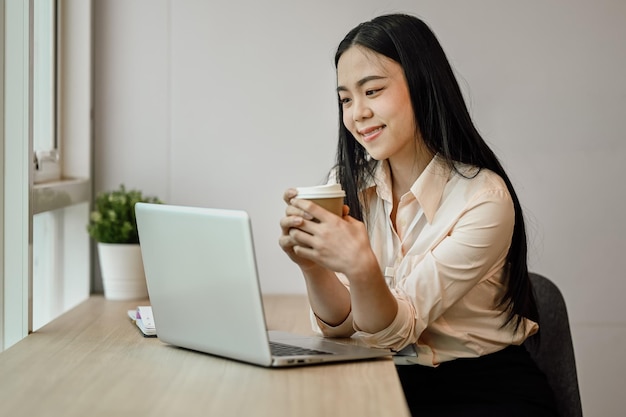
[{"left": 352, "top": 98, "right": 373, "bottom": 121}]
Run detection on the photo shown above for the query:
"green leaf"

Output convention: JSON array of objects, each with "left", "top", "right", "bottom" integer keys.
[{"left": 86, "top": 184, "right": 162, "bottom": 243}]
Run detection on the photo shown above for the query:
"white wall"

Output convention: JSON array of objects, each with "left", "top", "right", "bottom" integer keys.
[{"left": 93, "top": 1, "right": 626, "bottom": 415}]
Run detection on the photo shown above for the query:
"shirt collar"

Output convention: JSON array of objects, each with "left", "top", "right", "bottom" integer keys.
[{"left": 365, "top": 155, "right": 451, "bottom": 224}]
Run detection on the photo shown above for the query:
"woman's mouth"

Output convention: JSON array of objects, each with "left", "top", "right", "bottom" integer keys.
[{"left": 358, "top": 125, "right": 385, "bottom": 142}]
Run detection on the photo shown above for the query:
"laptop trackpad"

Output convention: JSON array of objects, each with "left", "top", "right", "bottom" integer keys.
[{"left": 268, "top": 330, "right": 378, "bottom": 354}]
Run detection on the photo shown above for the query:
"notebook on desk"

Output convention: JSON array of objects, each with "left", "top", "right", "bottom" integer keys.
[{"left": 134, "top": 202, "right": 393, "bottom": 367}]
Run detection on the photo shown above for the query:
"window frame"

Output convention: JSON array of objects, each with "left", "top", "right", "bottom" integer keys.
[
  {"left": 2, "top": 0, "right": 32, "bottom": 350},
  {"left": 0, "top": 0, "right": 5, "bottom": 350}
]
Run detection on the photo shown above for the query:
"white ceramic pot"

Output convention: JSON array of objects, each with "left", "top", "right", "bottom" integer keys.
[{"left": 98, "top": 243, "right": 148, "bottom": 300}]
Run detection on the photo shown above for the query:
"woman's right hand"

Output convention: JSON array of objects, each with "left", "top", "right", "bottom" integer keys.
[{"left": 278, "top": 188, "right": 319, "bottom": 271}]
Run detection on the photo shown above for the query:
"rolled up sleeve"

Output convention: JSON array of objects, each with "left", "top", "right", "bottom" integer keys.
[{"left": 310, "top": 309, "right": 356, "bottom": 337}]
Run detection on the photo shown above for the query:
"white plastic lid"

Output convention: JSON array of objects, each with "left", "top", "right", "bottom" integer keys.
[{"left": 296, "top": 184, "right": 346, "bottom": 199}]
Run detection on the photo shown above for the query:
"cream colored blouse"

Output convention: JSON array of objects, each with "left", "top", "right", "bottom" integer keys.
[{"left": 311, "top": 156, "right": 538, "bottom": 366}]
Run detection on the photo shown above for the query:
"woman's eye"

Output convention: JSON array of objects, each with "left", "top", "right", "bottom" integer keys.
[
  {"left": 365, "top": 88, "right": 382, "bottom": 96},
  {"left": 339, "top": 97, "right": 351, "bottom": 105}
]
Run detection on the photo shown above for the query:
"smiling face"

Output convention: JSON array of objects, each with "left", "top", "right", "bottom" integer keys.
[{"left": 337, "top": 46, "right": 421, "bottom": 167}]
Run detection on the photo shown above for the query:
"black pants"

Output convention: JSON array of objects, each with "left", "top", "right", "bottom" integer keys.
[{"left": 396, "top": 345, "right": 558, "bottom": 417}]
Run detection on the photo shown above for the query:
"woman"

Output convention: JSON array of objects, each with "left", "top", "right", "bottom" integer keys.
[{"left": 279, "top": 14, "right": 557, "bottom": 416}]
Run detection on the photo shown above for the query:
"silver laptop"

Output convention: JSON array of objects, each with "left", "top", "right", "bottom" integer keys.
[{"left": 135, "top": 202, "right": 393, "bottom": 367}]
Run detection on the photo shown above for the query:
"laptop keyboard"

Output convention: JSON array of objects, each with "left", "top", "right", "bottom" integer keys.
[{"left": 269, "top": 341, "right": 334, "bottom": 357}]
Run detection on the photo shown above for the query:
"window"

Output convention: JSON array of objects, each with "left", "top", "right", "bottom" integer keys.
[{"left": 33, "top": 0, "right": 60, "bottom": 184}]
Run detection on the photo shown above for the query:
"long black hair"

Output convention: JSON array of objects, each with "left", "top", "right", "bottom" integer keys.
[{"left": 333, "top": 14, "right": 538, "bottom": 328}]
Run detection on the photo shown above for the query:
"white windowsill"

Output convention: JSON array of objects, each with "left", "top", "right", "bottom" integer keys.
[{"left": 33, "top": 177, "right": 90, "bottom": 215}]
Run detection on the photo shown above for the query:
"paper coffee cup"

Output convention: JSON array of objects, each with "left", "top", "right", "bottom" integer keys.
[{"left": 295, "top": 184, "right": 346, "bottom": 217}]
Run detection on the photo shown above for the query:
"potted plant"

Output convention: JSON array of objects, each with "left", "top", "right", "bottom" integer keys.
[{"left": 87, "top": 184, "right": 162, "bottom": 300}]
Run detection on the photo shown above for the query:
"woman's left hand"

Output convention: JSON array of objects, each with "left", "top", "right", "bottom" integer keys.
[{"left": 287, "top": 197, "right": 376, "bottom": 278}]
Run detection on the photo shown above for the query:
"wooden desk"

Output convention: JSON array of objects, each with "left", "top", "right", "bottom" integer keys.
[{"left": 0, "top": 295, "right": 410, "bottom": 417}]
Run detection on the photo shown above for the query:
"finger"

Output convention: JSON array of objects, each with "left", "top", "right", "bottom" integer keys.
[
  {"left": 290, "top": 198, "right": 336, "bottom": 223},
  {"left": 342, "top": 214, "right": 361, "bottom": 226},
  {"left": 278, "top": 234, "right": 298, "bottom": 251},
  {"left": 279, "top": 216, "right": 310, "bottom": 237},
  {"left": 285, "top": 204, "right": 314, "bottom": 220},
  {"left": 292, "top": 244, "right": 316, "bottom": 261},
  {"left": 342, "top": 205, "right": 350, "bottom": 217},
  {"left": 278, "top": 234, "right": 290, "bottom": 250},
  {"left": 279, "top": 227, "right": 314, "bottom": 252},
  {"left": 283, "top": 188, "right": 298, "bottom": 204},
  {"left": 289, "top": 227, "right": 315, "bottom": 248}
]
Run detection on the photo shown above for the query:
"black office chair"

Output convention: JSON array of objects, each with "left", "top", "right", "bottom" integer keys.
[{"left": 524, "top": 272, "right": 583, "bottom": 417}]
